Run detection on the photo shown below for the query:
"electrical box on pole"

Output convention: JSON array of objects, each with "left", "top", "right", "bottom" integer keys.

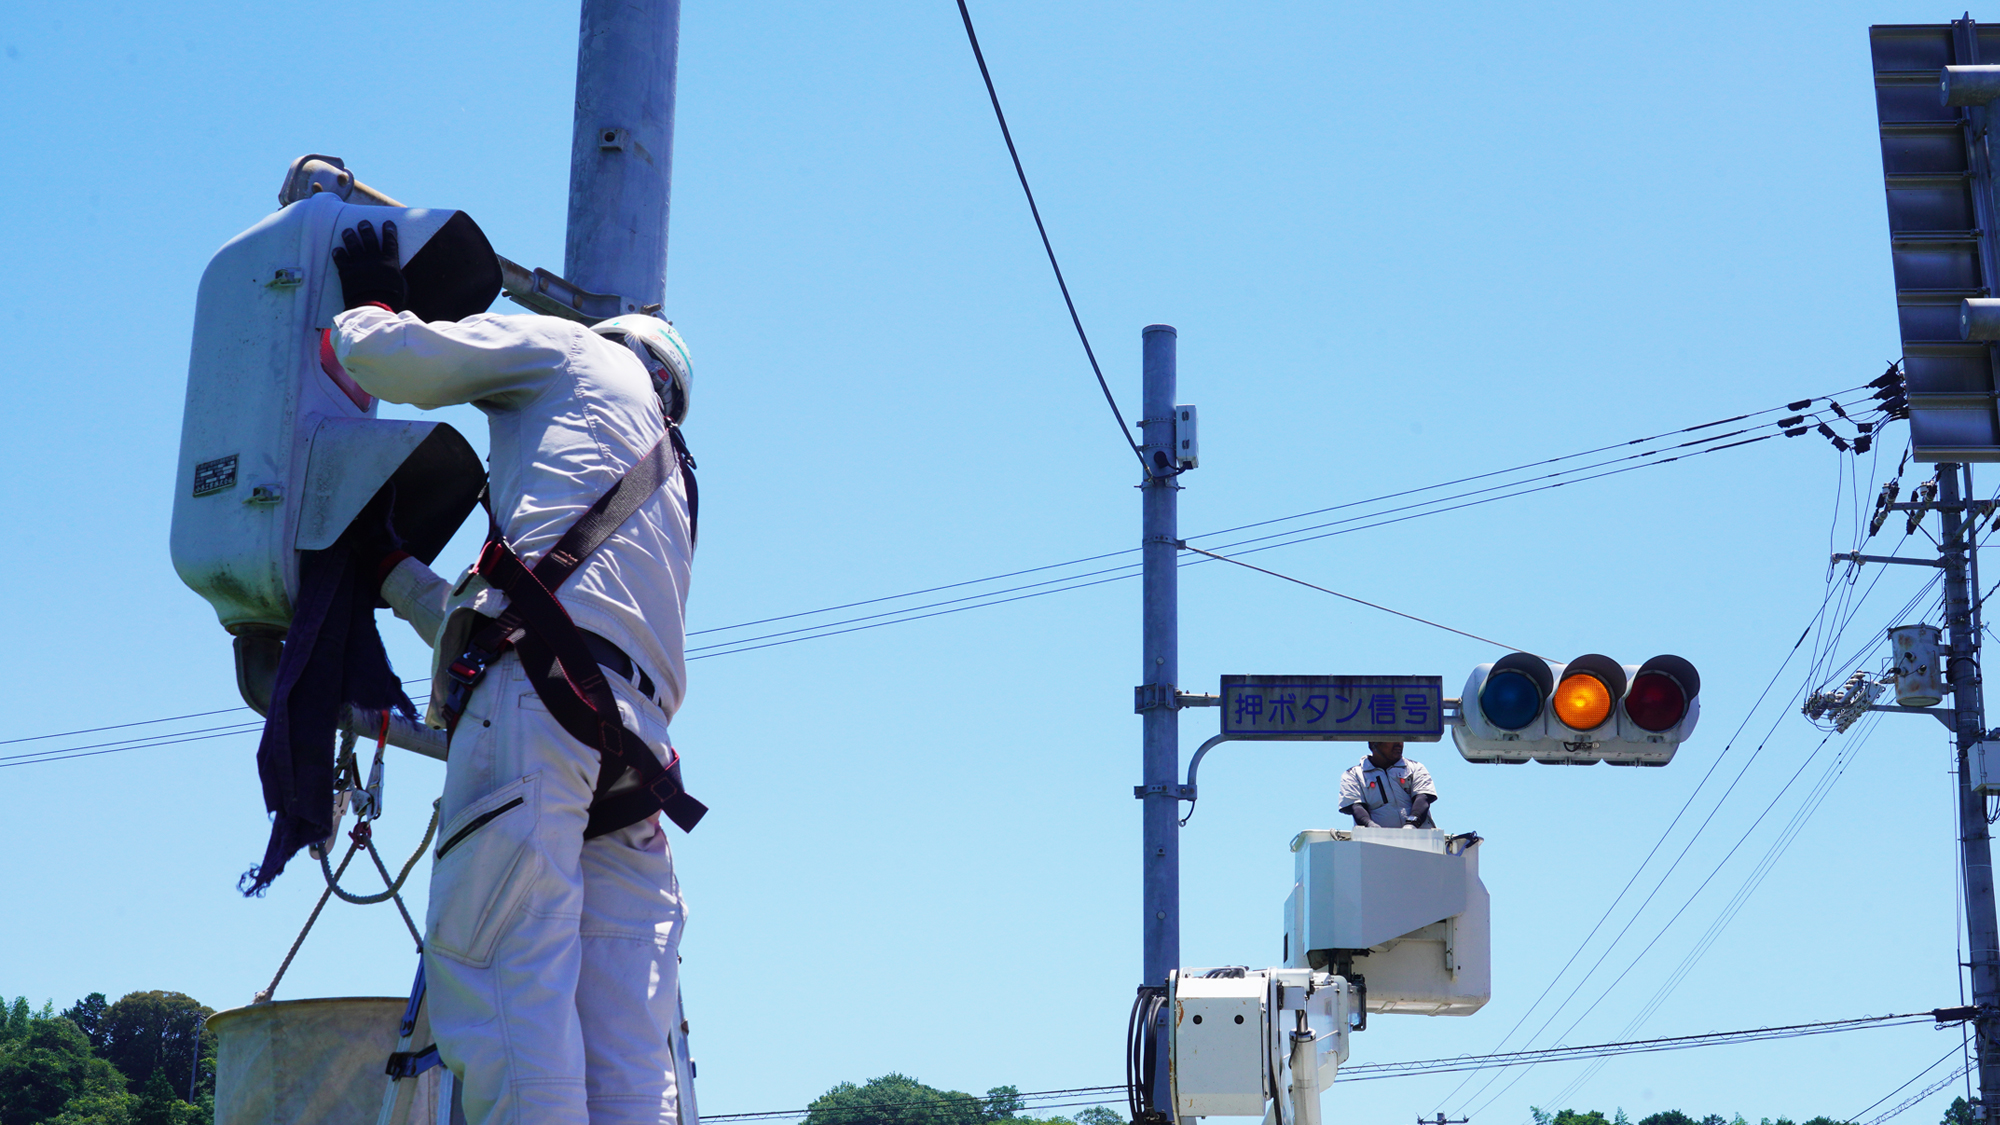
[{"left": 1174, "top": 404, "right": 1199, "bottom": 470}]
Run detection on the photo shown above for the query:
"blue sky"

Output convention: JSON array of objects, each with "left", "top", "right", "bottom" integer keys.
[{"left": 0, "top": 1, "right": 1981, "bottom": 1122}]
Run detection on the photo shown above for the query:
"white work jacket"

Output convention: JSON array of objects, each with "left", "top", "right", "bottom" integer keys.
[
  {"left": 334, "top": 307, "right": 693, "bottom": 730},
  {"left": 1337, "top": 756, "right": 1437, "bottom": 825}
]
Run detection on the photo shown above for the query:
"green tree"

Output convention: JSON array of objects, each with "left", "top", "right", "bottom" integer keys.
[
  {"left": 1555, "top": 1112, "right": 1611, "bottom": 1125},
  {"left": 46, "top": 1057, "right": 134, "bottom": 1125},
  {"left": 0, "top": 1014, "right": 95, "bottom": 1125},
  {"left": 130, "top": 1069, "right": 186, "bottom": 1125},
  {"left": 1640, "top": 1114, "right": 1697, "bottom": 1125},
  {"left": 806, "top": 1075, "right": 993, "bottom": 1125},
  {"left": 1074, "top": 1108, "right": 1124, "bottom": 1125},
  {"left": 1798, "top": 1118, "right": 1851, "bottom": 1125},
  {"left": 986, "top": 1087, "right": 1025, "bottom": 1119},
  {"left": 62, "top": 994, "right": 110, "bottom": 1053},
  {"left": 1945, "top": 1099, "right": 1978, "bottom": 1125},
  {"left": 2, "top": 998, "right": 29, "bottom": 1042},
  {"left": 97, "top": 992, "right": 215, "bottom": 1104}
]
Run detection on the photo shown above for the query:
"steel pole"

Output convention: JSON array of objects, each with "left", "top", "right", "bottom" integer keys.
[
  {"left": 1941, "top": 463, "right": 2000, "bottom": 1119},
  {"left": 566, "top": 0, "right": 680, "bottom": 312},
  {"left": 1141, "top": 325, "right": 1179, "bottom": 987}
]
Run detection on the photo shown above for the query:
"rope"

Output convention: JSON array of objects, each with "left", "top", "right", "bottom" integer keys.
[
  {"left": 254, "top": 841, "right": 363, "bottom": 1003},
  {"left": 363, "top": 833, "right": 425, "bottom": 951},
  {"left": 318, "top": 799, "right": 439, "bottom": 906}
]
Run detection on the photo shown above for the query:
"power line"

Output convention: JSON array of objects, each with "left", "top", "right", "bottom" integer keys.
[
  {"left": 951, "top": 0, "right": 1148, "bottom": 478},
  {"left": 1864, "top": 1061, "right": 1974, "bottom": 1125},
  {"left": 1344, "top": 1011, "right": 1938, "bottom": 1083},
  {"left": 1527, "top": 715, "right": 1885, "bottom": 1110},
  {"left": 702, "top": 1010, "right": 1940, "bottom": 1123},
  {"left": 687, "top": 403, "right": 1855, "bottom": 661},
  {"left": 1456, "top": 436, "right": 1944, "bottom": 1115},
  {"left": 1428, "top": 585, "right": 1845, "bottom": 1116},
  {"left": 1850, "top": 1035, "right": 1967, "bottom": 1120},
  {"left": 1176, "top": 542, "right": 1542, "bottom": 656},
  {"left": 0, "top": 704, "right": 247, "bottom": 747},
  {"left": 0, "top": 386, "right": 1888, "bottom": 754},
  {"left": 687, "top": 386, "right": 1878, "bottom": 653},
  {"left": 1515, "top": 508, "right": 1967, "bottom": 1110}
]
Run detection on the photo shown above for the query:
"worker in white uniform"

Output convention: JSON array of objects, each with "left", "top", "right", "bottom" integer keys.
[
  {"left": 1337, "top": 741, "right": 1437, "bottom": 828},
  {"left": 329, "top": 218, "right": 696, "bottom": 1125}
]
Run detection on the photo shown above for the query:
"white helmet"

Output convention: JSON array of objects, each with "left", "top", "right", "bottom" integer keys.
[{"left": 592, "top": 315, "right": 693, "bottom": 425}]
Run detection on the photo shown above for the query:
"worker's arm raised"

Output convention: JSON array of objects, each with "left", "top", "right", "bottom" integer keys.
[{"left": 332, "top": 305, "right": 565, "bottom": 409}]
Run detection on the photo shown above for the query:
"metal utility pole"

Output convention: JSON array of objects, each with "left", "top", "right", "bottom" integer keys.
[
  {"left": 1942, "top": 464, "right": 2000, "bottom": 1118},
  {"left": 1139, "top": 324, "right": 1180, "bottom": 986},
  {"left": 566, "top": 0, "right": 681, "bottom": 312}
]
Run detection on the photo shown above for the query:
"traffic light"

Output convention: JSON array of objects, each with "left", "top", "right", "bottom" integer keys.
[
  {"left": 1454, "top": 653, "right": 1701, "bottom": 765},
  {"left": 170, "top": 190, "right": 497, "bottom": 699}
]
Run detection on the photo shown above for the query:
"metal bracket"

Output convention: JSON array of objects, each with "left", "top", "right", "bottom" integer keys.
[
  {"left": 275, "top": 154, "right": 642, "bottom": 325},
  {"left": 497, "top": 257, "right": 639, "bottom": 323},
  {"left": 1864, "top": 703, "right": 1959, "bottom": 729},
  {"left": 1133, "top": 782, "right": 1198, "bottom": 800},
  {"left": 1888, "top": 501, "right": 1999, "bottom": 513},
  {"left": 1831, "top": 551, "right": 1947, "bottom": 568},
  {"left": 1135, "top": 687, "right": 1220, "bottom": 712}
]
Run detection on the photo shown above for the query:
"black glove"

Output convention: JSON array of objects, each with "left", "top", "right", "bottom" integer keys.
[{"left": 330, "top": 219, "right": 408, "bottom": 312}]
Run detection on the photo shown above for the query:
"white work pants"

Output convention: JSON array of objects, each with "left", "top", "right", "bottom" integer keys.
[{"left": 423, "top": 655, "right": 686, "bottom": 1125}]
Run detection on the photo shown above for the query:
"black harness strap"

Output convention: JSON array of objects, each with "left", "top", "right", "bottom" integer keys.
[{"left": 442, "top": 434, "right": 706, "bottom": 837}]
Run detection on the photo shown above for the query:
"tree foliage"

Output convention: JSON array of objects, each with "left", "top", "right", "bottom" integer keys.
[
  {"left": 0, "top": 1016, "right": 95, "bottom": 1125},
  {"left": 58, "top": 996, "right": 108, "bottom": 1054},
  {"left": 95, "top": 993, "right": 214, "bottom": 1103},
  {"left": 0, "top": 991, "right": 214, "bottom": 1125},
  {"left": 806, "top": 1075, "right": 996, "bottom": 1125},
  {"left": 804, "top": 1077, "right": 1128, "bottom": 1125}
]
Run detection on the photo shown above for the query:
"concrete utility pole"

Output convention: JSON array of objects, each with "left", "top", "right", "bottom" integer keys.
[
  {"left": 1139, "top": 324, "right": 1180, "bottom": 987},
  {"left": 566, "top": 0, "right": 681, "bottom": 311},
  {"left": 1941, "top": 464, "right": 2000, "bottom": 1118}
]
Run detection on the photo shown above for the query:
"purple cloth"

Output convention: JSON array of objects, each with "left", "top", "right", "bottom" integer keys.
[{"left": 240, "top": 545, "right": 415, "bottom": 896}]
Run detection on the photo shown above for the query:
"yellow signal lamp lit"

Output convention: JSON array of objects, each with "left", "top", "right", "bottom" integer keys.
[{"left": 1550, "top": 654, "right": 1628, "bottom": 732}]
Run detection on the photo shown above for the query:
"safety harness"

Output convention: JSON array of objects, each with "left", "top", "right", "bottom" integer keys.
[{"left": 437, "top": 428, "right": 706, "bottom": 837}]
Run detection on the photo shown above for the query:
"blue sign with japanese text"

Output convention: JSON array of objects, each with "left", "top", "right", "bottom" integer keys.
[{"left": 1219, "top": 675, "right": 1443, "bottom": 741}]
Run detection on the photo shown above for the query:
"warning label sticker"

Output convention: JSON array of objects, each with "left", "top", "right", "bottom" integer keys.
[{"left": 193, "top": 454, "right": 239, "bottom": 497}]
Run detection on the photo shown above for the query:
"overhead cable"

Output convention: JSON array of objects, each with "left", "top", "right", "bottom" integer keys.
[
  {"left": 1344, "top": 1010, "right": 1937, "bottom": 1082},
  {"left": 1428, "top": 583, "right": 1846, "bottom": 1115},
  {"left": 689, "top": 396, "right": 1874, "bottom": 662},
  {"left": 702, "top": 1010, "right": 1940, "bottom": 1122},
  {"left": 1863, "top": 1061, "right": 1974, "bottom": 1125},
  {"left": 951, "top": 0, "right": 1148, "bottom": 477},
  {"left": 1175, "top": 542, "right": 1542, "bottom": 656},
  {"left": 0, "top": 384, "right": 1892, "bottom": 757},
  {"left": 685, "top": 386, "right": 1881, "bottom": 656}
]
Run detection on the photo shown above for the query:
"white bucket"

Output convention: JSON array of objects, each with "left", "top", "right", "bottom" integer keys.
[{"left": 208, "top": 997, "right": 452, "bottom": 1125}]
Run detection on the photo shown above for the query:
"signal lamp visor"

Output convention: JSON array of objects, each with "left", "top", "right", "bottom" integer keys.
[
  {"left": 1479, "top": 669, "right": 1544, "bottom": 731},
  {"left": 1553, "top": 673, "right": 1613, "bottom": 730},
  {"left": 1624, "top": 671, "right": 1689, "bottom": 732}
]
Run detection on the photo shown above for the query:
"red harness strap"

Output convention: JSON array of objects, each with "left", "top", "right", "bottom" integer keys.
[{"left": 442, "top": 433, "right": 706, "bottom": 837}]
